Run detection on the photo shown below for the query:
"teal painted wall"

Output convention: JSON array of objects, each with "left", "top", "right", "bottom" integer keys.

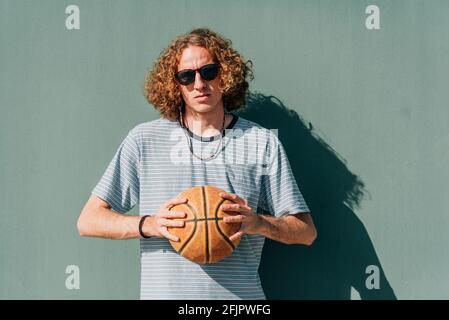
[{"left": 1, "top": 0, "right": 448, "bottom": 299}]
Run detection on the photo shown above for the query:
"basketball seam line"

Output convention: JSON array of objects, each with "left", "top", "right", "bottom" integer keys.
[
  {"left": 202, "top": 186, "right": 209, "bottom": 264},
  {"left": 178, "top": 202, "right": 197, "bottom": 255},
  {"left": 215, "top": 198, "right": 236, "bottom": 251},
  {"left": 184, "top": 218, "right": 224, "bottom": 222}
]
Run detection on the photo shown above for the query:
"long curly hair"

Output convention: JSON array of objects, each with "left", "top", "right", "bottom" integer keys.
[{"left": 144, "top": 27, "right": 254, "bottom": 120}]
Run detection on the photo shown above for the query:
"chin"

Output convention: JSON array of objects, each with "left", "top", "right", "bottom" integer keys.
[{"left": 190, "top": 102, "right": 217, "bottom": 113}]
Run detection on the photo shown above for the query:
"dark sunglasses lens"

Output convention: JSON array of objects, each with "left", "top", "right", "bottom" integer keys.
[
  {"left": 200, "top": 64, "right": 219, "bottom": 80},
  {"left": 176, "top": 70, "right": 195, "bottom": 85}
]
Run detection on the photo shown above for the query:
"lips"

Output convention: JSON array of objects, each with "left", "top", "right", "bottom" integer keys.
[{"left": 194, "top": 94, "right": 210, "bottom": 99}]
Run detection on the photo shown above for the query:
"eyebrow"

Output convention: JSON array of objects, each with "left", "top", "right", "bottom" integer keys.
[{"left": 178, "top": 61, "right": 215, "bottom": 71}]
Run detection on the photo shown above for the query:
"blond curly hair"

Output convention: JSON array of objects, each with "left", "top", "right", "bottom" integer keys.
[{"left": 144, "top": 28, "right": 254, "bottom": 120}]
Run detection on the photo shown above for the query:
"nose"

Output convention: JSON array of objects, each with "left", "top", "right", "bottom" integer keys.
[{"left": 193, "top": 70, "right": 207, "bottom": 90}]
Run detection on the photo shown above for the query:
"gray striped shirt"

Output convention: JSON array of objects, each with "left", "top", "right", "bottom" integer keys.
[{"left": 92, "top": 115, "right": 310, "bottom": 300}]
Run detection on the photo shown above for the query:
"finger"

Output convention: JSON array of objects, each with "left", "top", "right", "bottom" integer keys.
[
  {"left": 219, "top": 192, "right": 245, "bottom": 205},
  {"left": 160, "top": 210, "right": 186, "bottom": 219},
  {"left": 229, "top": 231, "right": 244, "bottom": 242},
  {"left": 223, "top": 215, "right": 244, "bottom": 223},
  {"left": 220, "top": 203, "right": 249, "bottom": 213},
  {"left": 158, "top": 218, "right": 185, "bottom": 228},
  {"left": 160, "top": 227, "right": 180, "bottom": 242},
  {"left": 161, "top": 197, "right": 188, "bottom": 209},
  {"left": 168, "top": 220, "right": 185, "bottom": 228},
  {"left": 161, "top": 197, "right": 188, "bottom": 210},
  {"left": 161, "top": 217, "right": 186, "bottom": 228}
]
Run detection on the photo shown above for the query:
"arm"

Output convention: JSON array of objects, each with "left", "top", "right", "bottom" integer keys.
[
  {"left": 255, "top": 212, "right": 317, "bottom": 246},
  {"left": 77, "top": 194, "right": 142, "bottom": 239},
  {"left": 77, "top": 194, "right": 186, "bottom": 240}
]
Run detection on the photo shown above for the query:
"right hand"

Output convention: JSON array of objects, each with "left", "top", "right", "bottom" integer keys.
[{"left": 143, "top": 197, "right": 187, "bottom": 241}]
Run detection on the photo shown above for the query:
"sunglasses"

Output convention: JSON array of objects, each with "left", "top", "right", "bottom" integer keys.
[{"left": 175, "top": 63, "right": 220, "bottom": 86}]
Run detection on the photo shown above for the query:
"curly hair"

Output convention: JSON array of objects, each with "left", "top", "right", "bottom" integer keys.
[{"left": 144, "top": 27, "right": 254, "bottom": 120}]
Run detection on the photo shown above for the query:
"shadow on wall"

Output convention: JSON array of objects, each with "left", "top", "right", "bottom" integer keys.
[{"left": 236, "top": 93, "right": 396, "bottom": 300}]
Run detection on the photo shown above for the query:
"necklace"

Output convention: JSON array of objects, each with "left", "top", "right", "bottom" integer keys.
[{"left": 179, "top": 108, "right": 226, "bottom": 161}]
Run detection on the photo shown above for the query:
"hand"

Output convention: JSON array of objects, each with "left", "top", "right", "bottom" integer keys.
[
  {"left": 219, "top": 192, "right": 264, "bottom": 241},
  {"left": 143, "top": 197, "right": 187, "bottom": 241}
]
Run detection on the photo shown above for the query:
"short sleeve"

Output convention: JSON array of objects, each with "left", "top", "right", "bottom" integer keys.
[
  {"left": 258, "top": 134, "right": 310, "bottom": 217},
  {"left": 92, "top": 129, "right": 140, "bottom": 213}
]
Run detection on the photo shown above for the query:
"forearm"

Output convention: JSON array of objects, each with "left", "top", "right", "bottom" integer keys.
[
  {"left": 77, "top": 207, "right": 142, "bottom": 240},
  {"left": 256, "top": 213, "right": 316, "bottom": 245}
]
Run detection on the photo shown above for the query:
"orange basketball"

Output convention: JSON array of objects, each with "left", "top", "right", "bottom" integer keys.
[{"left": 168, "top": 186, "right": 241, "bottom": 264}]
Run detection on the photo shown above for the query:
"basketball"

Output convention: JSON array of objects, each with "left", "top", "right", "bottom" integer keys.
[{"left": 168, "top": 185, "right": 242, "bottom": 264}]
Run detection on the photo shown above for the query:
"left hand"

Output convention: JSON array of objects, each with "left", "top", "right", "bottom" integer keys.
[{"left": 219, "top": 192, "right": 264, "bottom": 241}]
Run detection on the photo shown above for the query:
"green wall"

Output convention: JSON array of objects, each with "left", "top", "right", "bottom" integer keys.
[{"left": 1, "top": 0, "right": 448, "bottom": 299}]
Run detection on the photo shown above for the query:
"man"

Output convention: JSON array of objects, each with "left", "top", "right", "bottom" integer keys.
[{"left": 77, "top": 27, "right": 317, "bottom": 299}]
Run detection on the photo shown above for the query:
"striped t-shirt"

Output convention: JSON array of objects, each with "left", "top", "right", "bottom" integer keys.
[{"left": 92, "top": 114, "right": 310, "bottom": 300}]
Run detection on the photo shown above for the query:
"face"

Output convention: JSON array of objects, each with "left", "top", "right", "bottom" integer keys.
[{"left": 177, "top": 45, "right": 223, "bottom": 114}]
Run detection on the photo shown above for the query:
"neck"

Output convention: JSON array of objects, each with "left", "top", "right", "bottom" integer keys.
[{"left": 182, "top": 101, "right": 229, "bottom": 137}]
